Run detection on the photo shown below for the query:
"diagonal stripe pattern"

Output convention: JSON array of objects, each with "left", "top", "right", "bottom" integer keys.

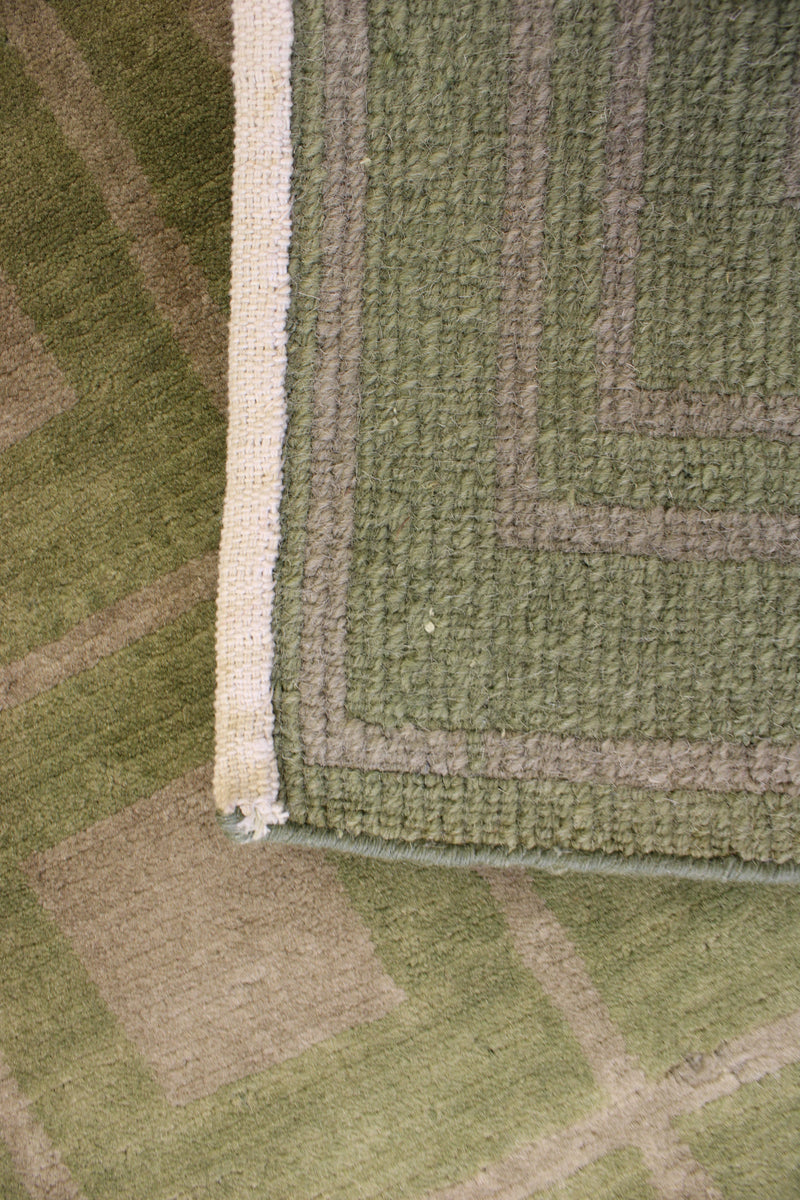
[
  {"left": 4, "top": 0, "right": 228, "bottom": 414},
  {"left": 0, "top": 269, "right": 79, "bottom": 451},
  {"left": 0, "top": 1052, "right": 87, "bottom": 1200},
  {"left": 483, "top": 870, "right": 726, "bottom": 1199},
  {"left": 0, "top": 553, "right": 218, "bottom": 711}
]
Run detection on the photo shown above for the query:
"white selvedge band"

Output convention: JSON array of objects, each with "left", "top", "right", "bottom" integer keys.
[{"left": 214, "top": 0, "right": 293, "bottom": 829}]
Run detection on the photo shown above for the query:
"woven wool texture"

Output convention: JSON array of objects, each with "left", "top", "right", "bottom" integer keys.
[
  {"left": 216, "top": 0, "right": 800, "bottom": 876},
  {"left": 3, "top": 2, "right": 800, "bottom": 1197}
]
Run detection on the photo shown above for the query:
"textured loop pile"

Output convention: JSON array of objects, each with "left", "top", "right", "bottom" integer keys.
[{"left": 216, "top": 0, "right": 800, "bottom": 878}]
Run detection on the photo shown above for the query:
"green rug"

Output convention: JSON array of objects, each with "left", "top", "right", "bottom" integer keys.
[
  {"left": 216, "top": 0, "right": 800, "bottom": 880},
  {"left": 2, "top": 2, "right": 800, "bottom": 1197}
]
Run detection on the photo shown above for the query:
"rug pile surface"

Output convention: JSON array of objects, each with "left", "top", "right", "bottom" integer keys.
[
  {"left": 216, "top": 0, "right": 800, "bottom": 879},
  {"left": 1, "top": 2, "right": 800, "bottom": 1198}
]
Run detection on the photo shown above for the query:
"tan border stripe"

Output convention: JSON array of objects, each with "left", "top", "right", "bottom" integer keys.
[
  {"left": 299, "top": 0, "right": 370, "bottom": 755},
  {"left": 594, "top": 0, "right": 655, "bottom": 425},
  {"left": 298, "top": 0, "right": 470, "bottom": 778},
  {"left": 504, "top": 498, "right": 800, "bottom": 563},
  {"left": 478, "top": 723, "right": 800, "bottom": 798},
  {"left": 595, "top": 0, "right": 800, "bottom": 441},
  {"left": 483, "top": 870, "right": 647, "bottom": 1101},
  {"left": 0, "top": 552, "right": 217, "bottom": 710},
  {"left": 0, "top": 270, "right": 80, "bottom": 451},
  {"left": 0, "top": 1050, "right": 86, "bottom": 1200},
  {"left": 291, "top": 0, "right": 800, "bottom": 815},
  {"left": 4, "top": 0, "right": 227, "bottom": 414},
  {"left": 484, "top": 870, "right": 724, "bottom": 1200},
  {"left": 494, "top": 0, "right": 554, "bottom": 547},
  {"left": 497, "top": 0, "right": 800, "bottom": 562},
  {"left": 425, "top": 1006, "right": 800, "bottom": 1200}
]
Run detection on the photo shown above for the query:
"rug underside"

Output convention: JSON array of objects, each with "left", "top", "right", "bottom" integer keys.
[{"left": 215, "top": 0, "right": 800, "bottom": 879}]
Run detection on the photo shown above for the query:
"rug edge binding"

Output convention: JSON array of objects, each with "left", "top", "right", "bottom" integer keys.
[
  {"left": 217, "top": 813, "right": 800, "bottom": 883},
  {"left": 213, "top": 0, "right": 293, "bottom": 827}
]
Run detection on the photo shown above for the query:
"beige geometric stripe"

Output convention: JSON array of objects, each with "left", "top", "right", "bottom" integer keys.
[
  {"left": 637, "top": 1129, "right": 725, "bottom": 1200},
  {"left": 497, "top": 0, "right": 800, "bottom": 564},
  {"left": 595, "top": 0, "right": 800, "bottom": 441},
  {"left": 500, "top": 499, "right": 800, "bottom": 563},
  {"left": 3, "top": 0, "right": 228, "bottom": 415},
  {"left": 24, "top": 764, "right": 406, "bottom": 1105},
  {"left": 494, "top": 0, "right": 554, "bottom": 543},
  {"left": 477, "top": 724, "right": 800, "bottom": 796},
  {"left": 425, "top": 1005, "right": 800, "bottom": 1200},
  {"left": 482, "top": 870, "right": 648, "bottom": 1102},
  {"left": 186, "top": 0, "right": 232, "bottom": 68},
  {"left": 293, "top": 0, "right": 800, "bottom": 814},
  {"left": 0, "top": 1050, "right": 87, "bottom": 1200},
  {"left": 0, "top": 552, "right": 218, "bottom": 711},
  {"left": 298, "top": 0, "right": 375, "bottom": 769},
  {"left": 483, "top": 870, "right": 724, "bottom": 1200},
  {"left": 0, "top": 270, "right": 80, "bottom": 451}
]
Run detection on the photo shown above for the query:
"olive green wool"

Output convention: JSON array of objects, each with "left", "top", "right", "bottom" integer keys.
[{"left": 240, "top": 0, "right": 800, "bottom": 877}]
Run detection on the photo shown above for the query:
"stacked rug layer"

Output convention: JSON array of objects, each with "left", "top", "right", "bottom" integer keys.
[
  {"left": 217, "top": 0, "right": 800, "bottom": 880},
  {"left": 1, "top": 2, "right": 799, "bottom": 1198}
]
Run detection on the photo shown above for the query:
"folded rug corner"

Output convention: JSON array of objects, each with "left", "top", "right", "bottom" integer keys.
[{"left": 215, "top": 0, "right": 800, "bottom": 882}]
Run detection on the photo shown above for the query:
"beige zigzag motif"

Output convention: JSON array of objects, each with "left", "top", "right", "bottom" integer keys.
[
  {"left": 482, "top": 870, "right": 725, "bottom": 1200},
  {"left": 0, "top": 553, "right": 218, "bottom": 711},
  {"left": 0, "top": 269, "right": 80, "bottom": 451},
  {"left": 3, "top": 0, "right": 228, "bottom": 414},
  {"left": 426, "top": 1008, "right": 800, "bottom": 1199},
  {"left": 297, "top": 0, "right": 800, "bottom": 830},
  {"left": 0, "top": 1049, "right": 87, "bottom": 1200},
  {"left": 433, "top": 871, "right": 800, "bottom": 1200}
]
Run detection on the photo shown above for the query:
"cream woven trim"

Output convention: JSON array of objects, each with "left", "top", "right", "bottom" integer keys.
[{"left": 213, "top": 0, "right": 292, "bottom": 830}]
